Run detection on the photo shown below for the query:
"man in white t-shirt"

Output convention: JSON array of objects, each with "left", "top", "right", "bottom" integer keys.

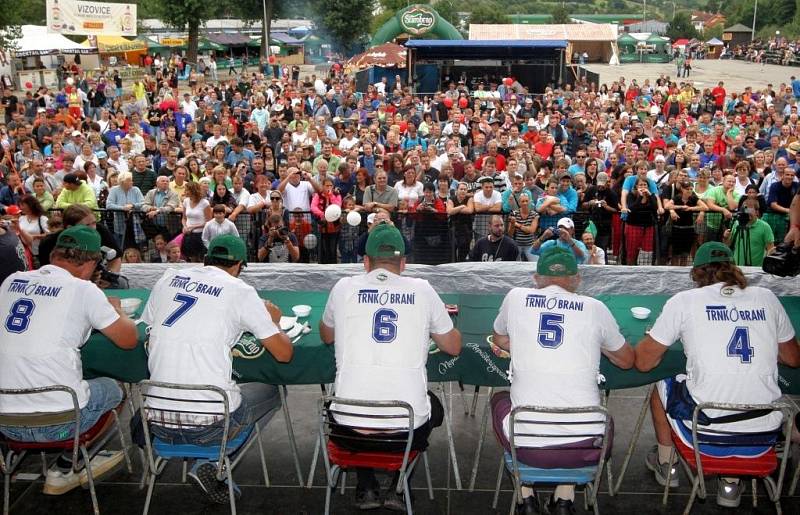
[
  {"left": 277, "top": 166, "right": 321, "bottom": 212},
  {"left": 140, "top": 234, "right": 292, "bottom": 505},
  {"left": 319, "top": 224, "right": 461, "bottom": 510},
  {"left": 492, "top": 247, "right": 634, "bottom": 514},
  {"left": 635, "top": 242, "right": 800, "bottom": 508},
  {"left": 0, "top": 226, "right": 138, "bottom": 495}
]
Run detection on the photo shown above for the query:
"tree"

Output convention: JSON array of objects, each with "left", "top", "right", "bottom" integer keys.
[
  {"left": 310, "top": 0, "right": 372, "bottom": 54},
  {"left": 467, "top": 3, "right": 510, "bottom": 25},
  {"left": 143, "top": 0, "right": 226, "bottom": 63},
  {"left": 551, "top": 5, "right": 571, "bottom": 25},
  {"left": 0, "top": 0, "right": 45, "bottom": 49},
  {"left": 232, "top": 0, "right": 301, "bottom": 59},
  {"left": 435, "top": 0, "right": 463, "bottom": 33},
  {"left": 666, "top": 11, "right": 699, "bottom": 40}
]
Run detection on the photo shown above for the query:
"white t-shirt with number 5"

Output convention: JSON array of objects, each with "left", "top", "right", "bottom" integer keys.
[
  {"left": 322, "top": 269, "right": 453, "bottom": 429},
  {"left": 649, "top": 282, "right": 795, "bottom": 434},
  {"left": 493, "top": 284, "right": 625, "bottom": 447}
]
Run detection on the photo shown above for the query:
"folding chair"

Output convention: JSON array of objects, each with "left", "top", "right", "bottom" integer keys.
[
  {"left": 318, "top": 396, "right": 434, "bottom": 515},
  {"left": 0, "top": 385, "right": 131, "bottom": 515},
  {"left": 662, "top": 401, "right": 794, "bottom": 515},
  {"left": 134, "top": 381, "right": 271, "bottom": 515},
  {"left": 491, "top": 405, "right": 612, "bottom": 515}
]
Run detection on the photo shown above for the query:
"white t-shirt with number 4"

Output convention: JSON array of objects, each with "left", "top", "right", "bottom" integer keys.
[
  {"left": 141, "top": 266, "right": 280, "bottom": 420},
  {"left": 0, "top": 265, "right": 120, "bottom": 413},
  {"left": 649, "top": 283, "right": 795, "bottom": 433},
  {"left": 493, "top": 284, "right": 625, "bottom": 447},
  {"left": 322, "top": 269, "right": 453, "bottom": 429}
]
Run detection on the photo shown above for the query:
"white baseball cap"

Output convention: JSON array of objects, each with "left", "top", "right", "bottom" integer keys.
[
  {"left": 557, "top": 217, "right": 575, "bottom": 230},
  {"left": 367, "top": 213, "right": 376, "bottom": 225}
]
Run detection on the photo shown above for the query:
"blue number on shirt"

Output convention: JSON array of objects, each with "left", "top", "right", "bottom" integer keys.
[
  {"left": 726, "top": 326, "right": 753, "bottom": 363},
  {"left": 4, "top": 298, "right": 36, "bottom": 334},
  {"left": 537, "top": 312, "right": 565, "bottom": 349},
  {"left": 162, "top": 293, "right": 198, "bottom": 327},
  {"left": 372, "top": 308, "right": 398, "bottom": 343}
]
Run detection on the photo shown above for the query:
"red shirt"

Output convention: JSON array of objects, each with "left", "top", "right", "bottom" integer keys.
[
  {"left": 475, "top": 152, "right": 506, "bottom": 171},
  {"left": 711, "top": 86, "right": 726, "bottom": 107},
  {"left": 534, "top": 142, "right": 554, "bottom": 159}
]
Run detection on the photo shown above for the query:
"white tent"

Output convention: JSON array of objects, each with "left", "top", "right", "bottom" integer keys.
[{"left": 12, "top": 25, "right": 97, "bottom": 57}]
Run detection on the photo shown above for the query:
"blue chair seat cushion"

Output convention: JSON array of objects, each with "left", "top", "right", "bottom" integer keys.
[
  {"left": 153, "top": 425, "right": 254, "bottom": 459},
  {"left": 504, "top": 452, "right": 597, "bottom": 485}
]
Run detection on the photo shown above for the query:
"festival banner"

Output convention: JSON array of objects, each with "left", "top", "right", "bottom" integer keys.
[{"left": 46, "top": 0, "right": 137, "bottom": 36}]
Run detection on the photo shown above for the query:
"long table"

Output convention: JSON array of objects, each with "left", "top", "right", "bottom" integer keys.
[{"left": 81, "top": 289, "right": 800, "bottom": 395}]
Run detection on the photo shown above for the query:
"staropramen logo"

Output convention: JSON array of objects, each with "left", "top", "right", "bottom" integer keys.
[{"left": 401, "top": 6, "right": 436, "bottom": 35}]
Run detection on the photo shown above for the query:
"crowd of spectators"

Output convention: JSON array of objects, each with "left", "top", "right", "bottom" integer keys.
[
  {"left": 0, "top": 56, "right": 798, "bottom": 273},
  {"left": 726, "top": 36, "right": 800, "bottom": 66}
]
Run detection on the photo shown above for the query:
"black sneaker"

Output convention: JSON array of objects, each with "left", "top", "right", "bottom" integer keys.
[
  {"left": 515, "top": 494, "right": 543, "bottom": 515},
  {"left": 547, "top": 496, "right": 576, "bottom": 515},
  {"left": 383, "top": 488, "right": 414, "bottom": 512},
  {"left": 187, "top": 461, "right": 234, "bottom": 505},
  {"left": 354, "top": 487, "right": 382, "bottom": 510}
]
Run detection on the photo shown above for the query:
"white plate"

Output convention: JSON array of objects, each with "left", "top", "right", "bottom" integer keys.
[{"left": 279, "top": 316, "right": 297, "bottom": 331}]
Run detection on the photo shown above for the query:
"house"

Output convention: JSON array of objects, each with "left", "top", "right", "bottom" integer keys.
[
  {"left": 691, "top": 11, "right": 726, "bottom": 34},
  {"left": 722, "top": 23, "right": 753, "bottom": 47}
]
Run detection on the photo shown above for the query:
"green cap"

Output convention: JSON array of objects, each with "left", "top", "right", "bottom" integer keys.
[
  {"left": 583, "top": 220, "right": 598, "bottom": 238},
  {"left": 56, "top": 225, "right": 101, "bottom": 252},
  {"left": 366, "top": 223, "right": 405, "bottom": 258},
  {"left": 207, "top": 234, "right": 247, "bottom": 265},
  {"left": 693, "top": 242, "right": 733, "bottom": 267},
  {"left": 536, "top": 247, "right": 578, "bottom": 277}
]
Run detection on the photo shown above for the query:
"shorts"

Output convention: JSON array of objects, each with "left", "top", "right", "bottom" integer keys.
[
  {"left": 490, "top": 391, "right": 611, "bottom": 468},
  {"left": 657, "top": 377, "right": 775, "bottom": 459}
]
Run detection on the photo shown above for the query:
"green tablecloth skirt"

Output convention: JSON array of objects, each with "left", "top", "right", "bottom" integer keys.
[{"left": 81, "top": 290, "right": 800, "bottom": 394}]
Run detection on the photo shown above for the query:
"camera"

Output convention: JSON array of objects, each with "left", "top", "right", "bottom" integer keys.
[
  {"left": 733, "top": 210, "right": 751, "bottom": 225},
  {"left": 763, "top": 242, "right": 800, "bottom": 277},
  {"left": 95, "top": 246, "right": 129, "bottom": 289},
  {"left": 278, "top": 227, "right": 289, "bottom": 238}
]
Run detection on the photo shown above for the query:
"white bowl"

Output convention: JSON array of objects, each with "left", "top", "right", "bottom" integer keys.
[
  {"left": 630, "top": 307, "right": 651, "bottom": 320},
  {"left": 120, "top": 298, "right": 142, "bottom": 316},
  {"left": 292, "top": 304, "right": 312, "bottom": 318}
]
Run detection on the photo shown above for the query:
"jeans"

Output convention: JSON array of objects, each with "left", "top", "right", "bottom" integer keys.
[
  {"left": 140, "top": 383, "right": 281, "bottom": 447},
  {"left": 0, "top": 377, "right": 123, "bottom": 443}
]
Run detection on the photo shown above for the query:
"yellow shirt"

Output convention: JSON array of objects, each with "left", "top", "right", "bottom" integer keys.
[
  {"left": 132, "top": 82, "right": 146, "bottom": 101},
  {"left": 169, "top": 180, "right": 186, "bottom": 199},
  {"left": 55, "top": 182, "right": 97, "bottom": 210}
]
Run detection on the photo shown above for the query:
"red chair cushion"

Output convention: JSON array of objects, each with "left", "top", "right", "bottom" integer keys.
[
  {"left": 3, "top": 411, "right": 114, "bottom": 452},
  {"left": 671, "top": 430, "right": 777, "bottom": 478},
  {"left": 327, "top": 441, "right": 419, "bottom": 471}
]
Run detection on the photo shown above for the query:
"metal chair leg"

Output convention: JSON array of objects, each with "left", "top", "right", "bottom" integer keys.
[
  {"left": 254, "top": 422, "right": 270, "bottom": 487},
  {"left": 613, "top": 387, "right": 652, "bottom": 494},
  {"left": 138, "top": 449, "right": 148, "bottom": 490},
  {"left": 142, "top": 468, "right": 157, "bottom": 515},
  {"left": 469, "top": 385, "right": 480, "bottom": 416},
  {"left": 458, "top": 381, "right": 469, "bottom": 414},
  {"left": 468, "top": 388, "right": 492, "bottom": 491},
  {"left": 606, "top": 456, "right": 615, "bottom": 497},
  {"left": 306, "top": 429, "right": 320, "bottom": 488},
  {"left": 80, "top": 446, "right": 100, "bottom": 515},
  {"left": 507, "top": 485, "right": 517, "bottom": 515},
  {"left": 110, "top": 409, "right": 132, "bottom": 473},
  {"left": 661, "top": 446, "right": 675, "bottom": 506},
  {"left": 278, "top": 385, "right": 304, "bottom": 486},
  {"left": 403, "top": 475, "right": 413, "bottom": 515},
  {"left": 339, "top": 471, "right": 346, "bottom": 495},
  {"left": 491, "top": 454, "right": 505, "bottom": 509},
  {"left": 439, "top": 382, "right": 462, "bottom": 489},
  {"left": 3, "top": 469, "right": 10, "bottom": 515},
  {"left": 423, "top": 451, "right": 434, "bottom": 500},
  {"left": 789, "top": 456, "right": 800, "bottom": 496},
  {"left": 225, "top": 457, "right": 236, "bottom": 515}
]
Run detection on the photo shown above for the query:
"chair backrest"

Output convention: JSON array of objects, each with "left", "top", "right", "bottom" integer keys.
[
  {"left": 318, "top": 396, "right": 416, "bottom": 473},
  {"left": 0, "top": 386, "right": 82, "bottom": 470},
  {"left": 133, "top": 380, "right": 233, "bottom": 470},
  {"left": 689, "top": 401, "right": 794, "bottom": 485},
  {"left": 508, "top": 405, "right": 610, "bottom": 486}
]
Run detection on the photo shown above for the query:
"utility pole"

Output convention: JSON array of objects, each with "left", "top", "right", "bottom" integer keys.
[{"left": 752, "top": 0, "right": 758, "bottom": 41}]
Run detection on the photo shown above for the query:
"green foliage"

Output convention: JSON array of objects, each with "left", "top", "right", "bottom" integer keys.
[
  {"left": 309, "top": 0, "right": 372, "bottom": 54},
  {"left": 666, "top": 11, "right": 699, "bottom": 40},
  {"left": 467, "top": 2, "right": 510, "bottom": 25},
  {"left": 0, "top": 0, "right": 45, "bottom": 48},
  {"left": 434, "top": 0, "right": 463, "bottom": 31},
  {"left": 142, "top": 0, "right": 227, "bottom": 61},
  {"left": 551, "top": 5, "right": 571, "bottom": 24}
]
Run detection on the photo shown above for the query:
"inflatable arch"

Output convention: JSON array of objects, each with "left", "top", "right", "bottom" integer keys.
[{"left": 370, "top": 4, "right": 463, "bottom": 47}]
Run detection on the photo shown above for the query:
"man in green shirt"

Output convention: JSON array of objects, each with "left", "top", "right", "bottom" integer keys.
[
  {"left": 55, "top": 173, "right": 97, "bottom": 210},
  {"left": 723, "top": 197, "right": 775, "bottom": 266},
  {"left": 704, "top": 175, "right": 741, "bottom": 238}
]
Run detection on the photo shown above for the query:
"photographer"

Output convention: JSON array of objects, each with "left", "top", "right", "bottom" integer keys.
[
  {"left": 257, "top": 213, "right": 299, "bottom": 263},
  {"left": 724, "top": 197, "right": 775, "bottom": 267},
  {"left": 38, "top": 205, "right": 123, "bottom": 288},
  {"left": 531, "top": 217, "right": 587, "bottom": 263}
]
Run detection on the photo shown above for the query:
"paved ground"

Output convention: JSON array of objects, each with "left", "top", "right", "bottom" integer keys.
[
  {"left": 4, "top": 384, "right": 800, "bottom": 514},
  {"left": 583, "top": 60, "right": 798, "bottom": 92}
]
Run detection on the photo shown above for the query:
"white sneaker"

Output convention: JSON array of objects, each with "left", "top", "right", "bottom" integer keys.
[{"left": 42, "top": 450, "right": 124, "bottom": 495}]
